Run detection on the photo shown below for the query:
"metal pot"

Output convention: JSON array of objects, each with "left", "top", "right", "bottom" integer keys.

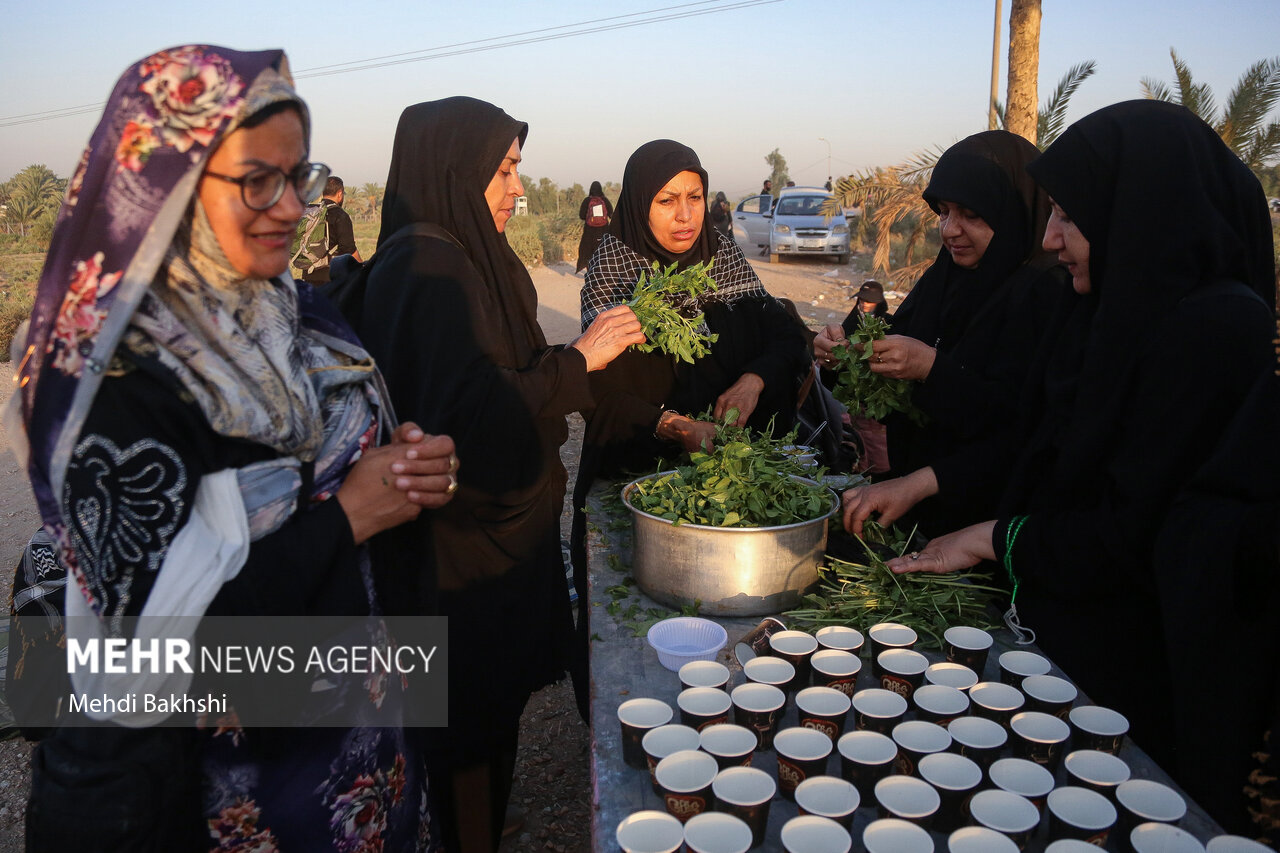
[{"left": 622, "top": 473, "right": 838, "bottom": 616}]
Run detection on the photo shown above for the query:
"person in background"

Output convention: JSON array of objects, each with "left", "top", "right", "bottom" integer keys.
[
  {"left": 576, "top": 180, "right": 613, "bottom": 273},
  {"left": 888, "top": 101, "right": 1276, "bottom": 809},
  {"left": 351, "top": 97, "right": 642, "bottom": 852},
  {"left": 709, "top": 190, "right": 732, "bottom": 240},
  {"left": 760, "top": 178, "right": 772, "bottom": 196},
  {"left": 12, "top": 44, "right": 455, "bottom": 851},
  {"left": 851, "top": 279, "right": 889, "bottom": 319},
  {"left": 297, "top": 175, "right": 362, "bottom": 284}
]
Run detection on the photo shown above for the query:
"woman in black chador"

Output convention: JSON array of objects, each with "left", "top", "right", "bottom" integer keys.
[
  {"left": 576, "top": 180, "right": 613, "bottom": 272},
  {"left": 820, "top": 130, "right": 1072, "bottom": 539},
  {"left": 889, "top": 101, "right": 1276, "bottom": 801},
  {"left": 353, "top": 97, "right": 641, "bottom": 851}
]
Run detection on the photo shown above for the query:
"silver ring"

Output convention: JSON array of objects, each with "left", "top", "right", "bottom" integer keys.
[
  {"left": 445, "top": 473, "right": 458, "bottom": 495},
  {"left": 447, "top": 453, "right": 459, "bottom": 473},
  {"left": 876, "top": 354, "right": 884, "bottom": 364},
  {"left": 909, "top": 551, "right": 919, "bottom": 561}
]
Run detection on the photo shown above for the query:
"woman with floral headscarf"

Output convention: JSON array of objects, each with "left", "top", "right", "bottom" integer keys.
[{"left": 11, "top": 45, "right": 454, "bottom": 851}]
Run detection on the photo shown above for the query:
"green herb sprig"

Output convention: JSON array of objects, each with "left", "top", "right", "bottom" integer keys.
[
  {"left": 627, "top": 260, "right": 719, "bottom": 364},
  {"left": 785, "top": 526, "right": 1005, "bottom": 649},
  {"left": 831, "top": 313, "right": 926, "bottom": 425},
  {"left": 626, "top": 413, "right": 832, "bottom": 527}
]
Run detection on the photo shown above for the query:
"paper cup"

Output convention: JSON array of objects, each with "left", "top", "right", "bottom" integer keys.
[
  {"left": 1045, "top": 840, "right": 1105, "bottom": 852},
  {"left": 680, "top": 659, "right": 731, "bottom": 692},
  {"left": 743, "top": 655, "right": 796, "bottom": 692},
  {"left": 947, "top": 714, "right": 1008, "bottom": 772},
  {"left": 863, "top": 817, "right": 933, "bottom": 853},
  {"left": 989, "top": 757, "right": 1055, "bottom": 813},
  {"left": 918, "top": 752, "right": 982, "bottom": 833},
  {"left": 815, "top": 625, "right": 864, "bottom": 654},
  {"left": 943, "top": 625, "right": 993, "bottom": 674},
  {"left": 1116, "top": 779, "right": 1187, "bottom": 846},
  {"left": 874, "top": 774, "right": 940, "bottom": 828},
  {"left": 698, "top": 723, "right": 756, "bottom": 770},
  {"left": 682, "top": 811, "right": 753, "bottom": 853},
  {"left": 949, "top": 826, "right": 1020, "bottom": 853},
  {"left": 926, "top": 661, "right": 980, "bottom": 692},
  {"left": 730, "top": 683, "right": 786, "bottom": 752},
  {"left": 998, "top": 650, "right": 1051, "bottom": 687},
  {"left": 616, "top": 809, "right": 684, "bottom": 853},
  {"left": 913, "top": 684, "right": 970, "bottom": 727},
  {"left": 811, "top": 649, "right": 862, "bottom": 697},
  {"left": 711, "top": 766, "right": 774, "bottom": 848},
  {"left": 1069, "top": 704, "right": 1129, "bottom": 755},
  {"left": 734, "top": 617, "right": 787, "bottom": 666},
  {"left": 769, "top": 630, "right": 819, "bottom": 690},
  {"left": 1129, "top": 821, "right": 1205, "bottom": 853},
  {"left": 774, "top": 726, "right": 833, "bottom": 800},
  {"left": 968, "top": 789, "right": 1041, "bottom": 850},
  {"left": 780, "top": 815, "right": 852, "bottom": 853},
  {"left": 1063, "top": 749, "right": 1130, "bottom": 800},
  {"left": 969, "top": 681, "right": 1025, "bottom": 729},
  {"left": 851, "top": 687, "right": 908, "bottom": 734},
  {"left": 643, "top": 724, "right": 701, "bottom": 793},
  {"left": 654, "top": 749, "right": 718, "bottom": 823},
  {"left": 1206, "top": 837, "right": 1274, "bottom": 852},
  {"left": 1021, "top": 673, "right": 1077, "bottom": 719},
  {"left": 678, "top": 686, "right": 733, "bottom": 732},
  {"left": 795, "top": 686, "right": 851, "bottom": 743},
  {"left": 1047, "top": 786, "right": 1117, "bottom": 847},
  {"left": 878, "top": 648, "right": 929, "bottom": 701},
  {"left": 795, "top": 775, "right": 860, "bottom": 830},
  {"left": 836, "top": 729, "right": 898, "bottom": 799},
  {"left": 1009, "top": 710, "right": 1071, "bottom": 770},
  {"left": 619, "top": 698, "right": 674, "bottom": 769},
  {"left": 891, "top": 719, "right": 952, "bottom": 777}
]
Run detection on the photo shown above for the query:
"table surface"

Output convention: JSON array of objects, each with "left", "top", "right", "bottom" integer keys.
[{"left": 583, "top": 483, "right": 1224, "bottom": 852}]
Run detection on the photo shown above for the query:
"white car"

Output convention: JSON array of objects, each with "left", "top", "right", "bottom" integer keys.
[{"left": 732, "top": 187, "right": 851, "bottom": 264}]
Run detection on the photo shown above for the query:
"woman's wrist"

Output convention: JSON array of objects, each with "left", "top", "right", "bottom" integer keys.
[{"left": 654, "top": 410, "right": 680, "bottom": 440}]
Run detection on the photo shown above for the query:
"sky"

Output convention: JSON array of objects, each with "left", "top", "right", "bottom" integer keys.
[{"left": 3, "top": 0, "right": 1279, "bottom": 201}]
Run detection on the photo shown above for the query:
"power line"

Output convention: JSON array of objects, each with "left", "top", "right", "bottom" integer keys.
[{"left": 0, "top": 0, "right": 781, "bottom": 128}]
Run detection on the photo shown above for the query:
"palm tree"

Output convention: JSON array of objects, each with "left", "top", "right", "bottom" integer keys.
[
  {"left": 1142, "top": 49, "right": 1280, "bottom": 169},
  {"left": 360, "top": 182, "right": 382, "bottom": 218},
  {"left": 830, "top": 62, "right": 1095, "bottom": 289},
  {"left": 1005, "top": 0, "right": 1042, "bottom": 143}
]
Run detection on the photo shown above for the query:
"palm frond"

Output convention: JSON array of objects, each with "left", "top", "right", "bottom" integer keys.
[
  {"left": 1170, "top": 48, "right": 1217, "bottom": 123},
  {"left": 1141, "top": 78, "right": 1173, "bottom": 102},
  {"left": 1239, "top": 120, "right": 1280, "bottom": 170},
  {"left": 1221, "top": 57, "right": 1280, "bottom": 162},
  {"left": 1039, "top": 61, "right": 1098, "bottom": 148}
]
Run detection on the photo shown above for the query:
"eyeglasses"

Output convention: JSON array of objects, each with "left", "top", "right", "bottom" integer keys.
[{"left": 202, "top": 161, "right": 331, "bottom": 211}]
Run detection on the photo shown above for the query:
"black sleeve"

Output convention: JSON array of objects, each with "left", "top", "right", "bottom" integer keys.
[
  {"left": 65, "top": 368, "right": 366, "bottom": 625},
  {"left": 362, "top": 237, "right": 592, "bottom": 494},
  {"left": 579, "top": 197, "right": 590, "bottom": 221},
  {"left": 740, "top": 297, "right": 811, "bottom": 395},
  {"left": 328, "top": 206, "right": 358, "bottom": 257},
  {"left": 1004, "top": 297, "right": 1275, "bottom": 601}
]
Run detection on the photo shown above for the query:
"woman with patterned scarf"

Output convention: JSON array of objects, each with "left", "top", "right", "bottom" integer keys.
[{"left": 9, "top": 45, "right": 456, "bottom": 851}]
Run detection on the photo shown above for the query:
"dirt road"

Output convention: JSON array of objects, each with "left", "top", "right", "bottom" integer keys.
[{"left": 0, "top": 252, "right": 870, "bottom": 852}]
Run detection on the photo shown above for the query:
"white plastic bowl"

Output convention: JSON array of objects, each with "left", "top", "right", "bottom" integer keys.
[{"left": 647, "top": 617, "right": 729, "bottom": 672}]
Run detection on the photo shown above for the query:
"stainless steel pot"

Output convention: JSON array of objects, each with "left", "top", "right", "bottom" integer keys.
[{"left": 622, "top": 473, "right": 838, "bottom": 616}]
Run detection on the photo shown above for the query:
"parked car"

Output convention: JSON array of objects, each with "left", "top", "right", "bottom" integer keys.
[{"left": 732, "top": 187, "right": 850, "bottom": 264}]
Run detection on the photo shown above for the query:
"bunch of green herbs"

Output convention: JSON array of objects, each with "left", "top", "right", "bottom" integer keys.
[
  {"left": 785, "top": 522, "right": 1005, "bottom": 649},
  {"left": 626, "top": 413, "right": 832, "bottom": 527},
  {"left": 627, "top": 260, "right": 719, "bottom": 365},
  {"left": 831, "top": 313, "right": 927, "bottom": 425}
]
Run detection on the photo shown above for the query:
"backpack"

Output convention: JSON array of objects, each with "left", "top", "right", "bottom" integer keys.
[
  {"left": 290, "top": 201, "right": 333, "bottom": 275},
  {"left": 585, "top": 196, "right": 608, "bottom": 228}
]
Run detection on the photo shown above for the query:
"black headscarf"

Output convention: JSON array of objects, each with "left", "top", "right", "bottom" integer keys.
[
  {"left": 1024, "top": 100, "right": 1276, "bottom": 485},
  {"left": 588, "top": 180, "right": 604, "bottom": 197},
  {"left": 608, "top": 139, "right": 716, "bottom": 269},
  {"left": 893, "top": 130, "right": 1051, "bottom": 351},
  {"left": 378, "top": 97, "right": 543, "bottom": 367}
]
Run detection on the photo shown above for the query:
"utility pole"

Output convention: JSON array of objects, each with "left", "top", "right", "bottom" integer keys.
[
  {"left": 989, "top": 0, "right": 1002, "bottom": 130},
  {"left": 818, "top": 137, "right": 831, "bottom": 184}
]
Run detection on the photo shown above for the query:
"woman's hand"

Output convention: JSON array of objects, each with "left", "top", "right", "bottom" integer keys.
[
  {"left": 813, "top": 323, "right": 847, "bottom": 369},
  {"left": 857, "top": 334, "right": 936, "bottom": 382},
  {"left": 713, "top": 373, "right": 764, "bottom": 425},
  {"left": 885, "top": 521, "right": 996, "bottom": 575},
  {"left": 338, "top": 425, "right": 460, "bottom": 544},
  {"left": 841, "top": 467, "right": 938, "bottom": 537},
  {"left": 571, "top": 306, "right": 646, "bottom": 371},
  {"left": 655, "top": 412, "right": 717, "bottom": 454}
]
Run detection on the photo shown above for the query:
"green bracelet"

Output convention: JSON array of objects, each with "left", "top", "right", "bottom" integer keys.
[{"left": 1003, "top": 515, "right": 1029, "bottom": 604}]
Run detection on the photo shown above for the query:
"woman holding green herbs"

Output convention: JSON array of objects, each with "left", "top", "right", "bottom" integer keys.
[
  {"left": 886, "top": 101, "right": 1276, "bottom": 801},
  {"left": 827, "top": 130, "right": 1072, "bottom": 539}
]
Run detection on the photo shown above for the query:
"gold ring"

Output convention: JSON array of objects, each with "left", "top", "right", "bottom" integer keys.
[
  {"left": 445, "top": 473, "right": 458, "bottom": 495},
  {"left": 447, "top": 453, "right": 459, "bottom": 473},
  {"left": 876, "top": 354, "right": 883, "bottom": 364}
]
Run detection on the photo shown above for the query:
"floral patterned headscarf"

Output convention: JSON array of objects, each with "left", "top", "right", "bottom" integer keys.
[{"left": 16, "top": 46, "right": 305, "bottom": 528}]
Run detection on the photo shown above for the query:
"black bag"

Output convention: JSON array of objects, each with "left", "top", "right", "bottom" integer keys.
[
  {"left": 4, "top": 527, "right": 70, "bottom": 740},
  {"left": 317, "top": 221, "right": 459, "bottom": 330}
]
